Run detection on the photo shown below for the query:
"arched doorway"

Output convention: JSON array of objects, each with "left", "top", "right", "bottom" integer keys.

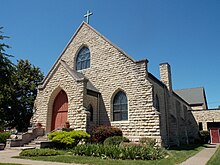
[{"left": 51, "top": 90, "right": 68, "bottom": 130}]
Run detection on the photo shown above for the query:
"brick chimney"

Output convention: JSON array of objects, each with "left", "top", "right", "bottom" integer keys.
[{"left": 160, "top": 63, "right": 172, "bottom": 91}]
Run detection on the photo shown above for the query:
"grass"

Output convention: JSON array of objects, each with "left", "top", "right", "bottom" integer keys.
[
  {"left": 167, "top": 144, "right": 205, "bottom": 164},
  {"left": 206, "top": 145, "right": 220, "bottom": 165},
  {"left": 17, "top": 144, "right": 204, "bottom": 165}
]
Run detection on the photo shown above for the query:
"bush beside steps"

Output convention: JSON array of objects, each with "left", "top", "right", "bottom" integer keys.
[{"left": 19, "top": 128, "right": 167, "bottom": 161}]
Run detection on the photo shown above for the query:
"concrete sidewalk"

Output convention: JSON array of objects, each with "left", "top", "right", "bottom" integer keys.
[
  {"left": 0, "top": 148, "right": 83, "bottom": 165},
  {"left": 180, "top": 144, "right": 219, "bottom": 165}
]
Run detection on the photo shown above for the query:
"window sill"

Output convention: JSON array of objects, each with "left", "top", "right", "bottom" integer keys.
[
  {"left": 76, "top": 69, "right": 87, "bottom": 72},
  {"left": 111, "top": 120, "right": 129, "bottom": 124}
]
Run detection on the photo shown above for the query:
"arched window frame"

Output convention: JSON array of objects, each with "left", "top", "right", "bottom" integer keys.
[
  {"left": 155, "top": 94, "right": 160, "bottom": 112},
  {"left": 113, "top": 91, "right": 128, "bottom": 121},
  {"left": 76, "top": 47, "right": 90, "bottom": 71}
]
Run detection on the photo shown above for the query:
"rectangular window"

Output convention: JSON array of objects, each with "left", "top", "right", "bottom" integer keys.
[{"left": 199, "top": 122, "right": 203, "bottom": 130}]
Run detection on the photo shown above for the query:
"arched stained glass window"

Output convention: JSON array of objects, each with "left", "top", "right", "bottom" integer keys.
[
  {"left": 76, "top": 47, "right": 90, "bottom": 71},
  {"left": 113, "top": 91, "right": 128, "bottom": 121}
]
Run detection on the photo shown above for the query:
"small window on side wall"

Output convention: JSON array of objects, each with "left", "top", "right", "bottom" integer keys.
[
  {"left": 199, "top": 122, "right": 203, "bottom": 130},
  {"left": 155, "top": 95, "right": 160, "bottom": 112},
  {"left": 87, "top": 104, "right": 93, "bottom": 121},
  {"left": 113, "top": 91, "right": 128, "bottom": 121},
  {"left": 76, "top": 47, "right": 90, "bottom": 71}
]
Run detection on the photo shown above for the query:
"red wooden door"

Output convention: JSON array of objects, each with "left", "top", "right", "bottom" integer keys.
[
  {"left": 210, "top": 128, "right": 220, "bottom": 143},
  {"left": 51, "top": 90, "right": 68, "bottom": 130}
]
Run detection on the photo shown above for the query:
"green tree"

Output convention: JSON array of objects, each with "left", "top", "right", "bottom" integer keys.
[
  {"left": 0, "top": 27, "right": 15, "bottom": 130},
  {"left": 13, "top": 59, "right": 44, "bottom": 131},
  {"left": 0, "top": 28, "right": 44, "bottom": 131}
]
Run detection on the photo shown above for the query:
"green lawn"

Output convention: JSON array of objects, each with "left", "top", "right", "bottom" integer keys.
[
  {"left": 17, "top": 144, "right": 204, "bottom": 165},
  {"left": 206, "top": 145, "right": 220, "bottom": 165}
]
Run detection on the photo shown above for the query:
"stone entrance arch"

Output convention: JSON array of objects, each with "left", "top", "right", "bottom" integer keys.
[{"left": 51, "top": 90, "right": 68, "bottom": 130}]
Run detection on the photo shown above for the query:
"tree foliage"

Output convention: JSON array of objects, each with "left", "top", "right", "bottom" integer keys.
[
  {"left": 0, "top": 27, "right": 44, "bottom": 131},
  {"left": 0, "top": 27, "right": 14, "bottom": 130},
  {"left": 12, "top": 59, "right": 44, "bottom": 131}
]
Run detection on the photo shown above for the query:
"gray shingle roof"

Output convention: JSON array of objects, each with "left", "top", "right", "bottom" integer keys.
[{"left": 174, "top": 87, "right": 207, "bottom": 106}]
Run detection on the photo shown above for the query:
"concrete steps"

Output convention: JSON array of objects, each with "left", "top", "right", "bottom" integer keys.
[{"left": 24, "top": 135, "right": 49, "bottom": 149}]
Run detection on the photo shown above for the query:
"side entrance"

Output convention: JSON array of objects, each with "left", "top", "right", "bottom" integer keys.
[
  {"left": 210, "top": 128, "right": 220, "bottom": 143},
  {"left": 51, "top": 90, "right": 68, "bottom": 130},
  {"left": 207, "top": 122, "right": 220, "bottom": 143}
]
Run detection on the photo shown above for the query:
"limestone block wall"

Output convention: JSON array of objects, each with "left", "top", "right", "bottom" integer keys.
[
  {"left": 84, "top": 94, "right": 98, "bottom": 132},
  {"left": 148, "top": 77, "right": 169, "bottom": 146},
  {"left": 180, "top": 104, "right": 189, "bottom": 144},
  {"left": 191, "top": 109, "right": 220, "bottom": 130},
  {"left": 60, "top": 23, "right": 161, "bottom": 142},
  {"left": 158, "top": 62, "right": 193, "bottom": 146},
  {"left": 159, "top": 63, "right": 179, "bottom": 145},
  {"left": 187, "top": 111, "right": 200, "bottom": 143},
  {"left": 169, "top": 94, "right": 199, "bottom": 144},
  {"left": 33, "top": 64, "right": 87, "bottom": 133},
  {"left": 168, "top": 95, "right": 179, "bottom": 146},
  {"left": 169, "top": 93, "right": 195, "bottom": 146},
  {"left": 173, "top": 98, "right": 188, "bottom": 145},
  {"left": 160, "top": 63, "right": 172, "bottom": 91},
  {"left": 145, "top": 74, "right": 192, "bottom": 146}
]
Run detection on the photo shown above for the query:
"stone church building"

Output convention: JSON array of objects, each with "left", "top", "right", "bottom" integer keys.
[{"left": 33, "top": 22, "right": 210, "bottom": 146}]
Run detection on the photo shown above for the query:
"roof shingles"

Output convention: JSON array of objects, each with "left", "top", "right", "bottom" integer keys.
[{"left": 174, "top": 87, "right": 207, "bottom": 106}]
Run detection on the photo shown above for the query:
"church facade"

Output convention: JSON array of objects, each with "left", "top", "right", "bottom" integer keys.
[{"left": 33, "top": 22, "right": 200, "bottom": 146}]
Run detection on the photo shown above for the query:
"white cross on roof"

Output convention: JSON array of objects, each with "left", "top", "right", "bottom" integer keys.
[{"left": 84, "top": 10, "right": 93, "bottom": 24}]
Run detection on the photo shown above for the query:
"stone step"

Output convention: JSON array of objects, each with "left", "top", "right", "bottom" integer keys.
[
  {"left": 24, "top": 143, "right": 40, "bottom": 148},
  {"left": 24, "top": 135, "right": 49, "bottom": 149},
  {"left": 36, "top": 139, "right": 48, "bottom": 142},
  {"left": 24, "top": 145, "right": 39, "bottom": 149},
  {"left": 36, "top": 136, "right": 48, "bottom": 141},
  {"left": 27, "top": 142, "right": 36, "bottom": 145}
]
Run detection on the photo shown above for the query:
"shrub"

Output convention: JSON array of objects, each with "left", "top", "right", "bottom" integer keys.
[
  {"left": 48, "top": 130, "right": 90, "bottom": 148},
  {"left": 91, "top": 125, "right": 122, "bottom": 143},
  {"left": 139, "top": 137, "right": 157, "bottom": 147},
  {"left": 0, "top": 123, "right": 5, "bottom": 132},
  {"left": 19, "top": 148, "right": 61, "bottom": 157},
  {"left": 0, "top": 132, "right": 11, "bottom": 144},
  {"left": 73, "top": 144, "right": 167, "bottom": 160},
  {"left": 199, "top": 130, "right": 210, "bottom": 143},
  {"left": 104, "top": 136, "right": 129, "bottom": 146},
  {"left": 120, "top": 142, "right": 142, "bottom": 147},
  {"left": 73, "top": 144, "right": 104, "bottom": 157}
]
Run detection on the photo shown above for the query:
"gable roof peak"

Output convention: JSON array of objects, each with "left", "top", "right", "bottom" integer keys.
[{"left": 39, "top": 21, "right": 149, "bottom": 87}]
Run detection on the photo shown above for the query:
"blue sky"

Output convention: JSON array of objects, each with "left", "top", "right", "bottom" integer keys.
[{"left": 1, "top": 0, "right": 220, "bottom": 108}]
